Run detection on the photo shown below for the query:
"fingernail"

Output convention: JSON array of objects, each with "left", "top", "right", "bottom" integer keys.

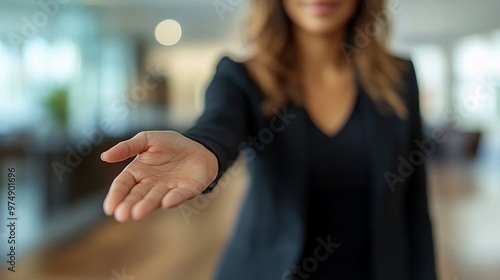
[
  {"left": 103, "top": 207, "right": 111, "bottom": 216},
  {"left": 100, "top": 152, "right": 106, "bottom": 161}
]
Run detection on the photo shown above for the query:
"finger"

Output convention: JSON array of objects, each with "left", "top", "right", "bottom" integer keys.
[
  {"left": 101, "top": 132, "right": 149, "bottom": 163},
  {"left": 161, "top": 183, "right": 201, "bottom": 209},
  {"left": 103, "top": 171, "right": 136, "bottom": 216},
  {"left": 114, "top": 182, "right": 154, "bottom": 223},
  {"left": 132, "top": 185, "right": 170, "bottom": 221}
]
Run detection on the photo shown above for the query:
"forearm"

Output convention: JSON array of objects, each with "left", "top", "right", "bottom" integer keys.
[{"left": 182, "top": 73, "right": 250, "bottom": 192}]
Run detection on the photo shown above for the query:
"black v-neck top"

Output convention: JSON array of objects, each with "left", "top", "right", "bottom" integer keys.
[{"left": 296, "top": 92, "right": 372, "bottom": 279}]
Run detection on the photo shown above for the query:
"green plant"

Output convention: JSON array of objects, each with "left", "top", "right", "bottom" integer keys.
[{"left": 44, "top": 88, "right": 68, "bottom": 127}]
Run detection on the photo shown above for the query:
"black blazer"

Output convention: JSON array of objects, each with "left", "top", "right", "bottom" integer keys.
[{"left": 183, "top": 56, "right": 437, "bottom": 280}]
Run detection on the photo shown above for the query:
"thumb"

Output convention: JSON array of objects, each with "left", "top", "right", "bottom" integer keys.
[{"left": 101, "top": 132, "right": 149, "bottom": 163}]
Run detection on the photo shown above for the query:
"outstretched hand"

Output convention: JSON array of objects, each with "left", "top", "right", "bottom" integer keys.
[{"left": 101, "top": 131, "right": 218, "bottom": 222}]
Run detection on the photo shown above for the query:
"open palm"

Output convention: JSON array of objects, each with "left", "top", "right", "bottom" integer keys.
[{"left": 101, "top": 131, "right": 218, "bottom": 222}]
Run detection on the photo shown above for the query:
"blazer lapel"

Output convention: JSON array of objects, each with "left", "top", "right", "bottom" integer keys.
[
  {"left": 357, "top": 87, "right": 401, "bottom": 224},
  {"left": 276, "top": 104, "right": 310, "bottom": 203}
]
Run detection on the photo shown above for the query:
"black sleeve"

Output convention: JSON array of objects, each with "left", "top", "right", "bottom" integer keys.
[
  {"left": 405, "top": 61, "right": 438, "bottom": 280},
  {"left": 182, "top": 59, "right": 250, "bottom": 193}
]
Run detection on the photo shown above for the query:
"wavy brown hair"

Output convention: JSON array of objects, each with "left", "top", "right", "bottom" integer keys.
[{"left": 243, "top": 0, "right": 408, "bottom": 119}]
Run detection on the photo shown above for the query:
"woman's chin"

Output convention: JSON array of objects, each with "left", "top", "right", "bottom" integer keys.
[{"left": 297, "top": 23, "right": 346, "bottom": 37}]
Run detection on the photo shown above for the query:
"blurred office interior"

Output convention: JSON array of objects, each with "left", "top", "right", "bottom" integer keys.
[{"left": 0, "top": 0, "right": 499, "bottom": 279}]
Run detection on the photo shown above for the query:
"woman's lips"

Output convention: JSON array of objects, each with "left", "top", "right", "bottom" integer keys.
[{"left": 303, "top": 2, "right": 340, "bottom": 15}]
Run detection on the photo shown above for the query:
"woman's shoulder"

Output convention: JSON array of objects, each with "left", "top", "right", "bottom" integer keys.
[
  {"left": 213, "top": 55, "right": 252, "bottom": 80},
  {"left": 389, "top": 55, "right": 421, "bottom": 120},
  {"left": 211, "top": 55, "right": 263, "bottom": 98},
  {"left": 391, "top": 55, "right": 417, "bottom": 84}
]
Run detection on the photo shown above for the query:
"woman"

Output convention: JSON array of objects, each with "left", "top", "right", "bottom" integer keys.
[{"left": 101, "top": 0, "right": 437, "bottom": 279}]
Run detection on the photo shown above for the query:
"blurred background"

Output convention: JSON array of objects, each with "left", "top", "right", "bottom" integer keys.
[{"left": 0, "top": 0, "right": 499, "bottom": 279}]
